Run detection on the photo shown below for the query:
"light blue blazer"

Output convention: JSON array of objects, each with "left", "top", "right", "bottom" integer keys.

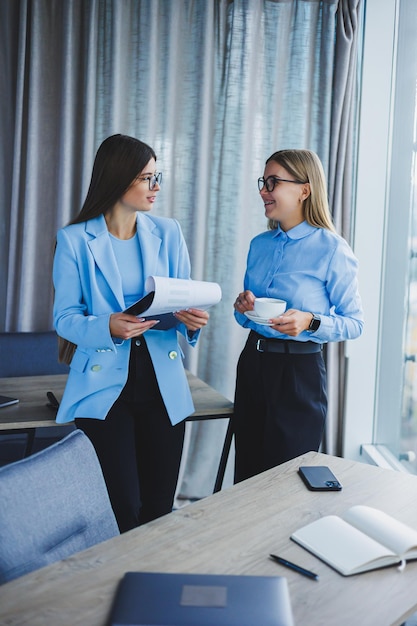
[{"left": 53, "top": 213, "right": 199, "bottom": 426}]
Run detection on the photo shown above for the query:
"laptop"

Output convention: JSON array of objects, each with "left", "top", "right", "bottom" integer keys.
[{"left": 108, "top": 571, "right": 294, "bottom": 626}]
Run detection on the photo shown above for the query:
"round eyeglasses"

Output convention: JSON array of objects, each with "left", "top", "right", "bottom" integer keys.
[
  {"left": 258, "top": 175, "right": 307, "bottom": 192},
  {"left": 137, "top": 172, "right": 162, "bottom": 190}
]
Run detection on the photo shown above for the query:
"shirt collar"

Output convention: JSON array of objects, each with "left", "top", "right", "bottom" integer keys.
[{"left": 272, "top": 220, "right": 317, "bottom": 240}]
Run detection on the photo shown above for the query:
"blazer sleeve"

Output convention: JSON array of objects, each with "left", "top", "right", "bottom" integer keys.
[{"left": 53, "top": 228, "right": 116, "bottom": 351}]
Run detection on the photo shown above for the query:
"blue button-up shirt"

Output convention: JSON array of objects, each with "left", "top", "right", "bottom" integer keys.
[{"left": 234, "top": 221, "right": 364, "bottom": 343}]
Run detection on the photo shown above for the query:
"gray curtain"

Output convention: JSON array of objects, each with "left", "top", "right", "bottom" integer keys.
[{"left": 0, "top": 0, "right": 363, "bottom": 498}]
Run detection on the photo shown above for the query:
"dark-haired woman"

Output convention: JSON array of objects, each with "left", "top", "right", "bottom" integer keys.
[{"left": 53, "top": 134, "right": 208, "bottom": 532}]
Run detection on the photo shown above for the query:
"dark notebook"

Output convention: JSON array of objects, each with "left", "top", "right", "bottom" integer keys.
[
  {"left": 0, "top": 395, "right": 19, "bottom": 408},
  {"left": 123, "top": 292, "right": 155, "bottom": 317},
  {"left": 123, "top": 292, "right": 176, "bottom": 330},
  {"left": 108, "top": 571, "right": 294, "bottom": 626}
]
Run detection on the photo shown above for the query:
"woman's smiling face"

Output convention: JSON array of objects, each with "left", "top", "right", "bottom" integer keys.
[{"left": 259, "top": 162, "right": 310, "bottom": 231}]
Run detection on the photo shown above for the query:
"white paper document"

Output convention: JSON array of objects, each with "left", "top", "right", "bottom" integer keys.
[
  {"left": 124, "top": 276, "right": 222, "bottom": 318},
  {"left": 144, "top": 276, "right": 222, "bottom": 315}
]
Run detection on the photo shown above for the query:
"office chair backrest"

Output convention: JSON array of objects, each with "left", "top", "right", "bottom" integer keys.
[
  {"left": 0, "top": 430, "right": 119, "bottom": 584},
  {"left": 0, "top": 331, "right": 69, "bottom": 377}
]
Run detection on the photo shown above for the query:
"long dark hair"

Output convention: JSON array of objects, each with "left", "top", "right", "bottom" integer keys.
[
  {"left": 70, "top": 134, "right": 157, "bottom": 225},
  {"left": 58, "top": 134, "right": 156, "bottom": 364}
]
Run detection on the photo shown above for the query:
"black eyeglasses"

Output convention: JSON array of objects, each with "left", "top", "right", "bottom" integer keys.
[
  {"left": 137, "top": 172, "right": 162, "bottom": 190},
  {"left": 258, "top": 175, "right": 307, "bottom": 192}
]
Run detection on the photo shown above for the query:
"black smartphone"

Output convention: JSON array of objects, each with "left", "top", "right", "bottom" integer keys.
[{"left": 298, "top": 465, "right": 342, "bottom": 491}]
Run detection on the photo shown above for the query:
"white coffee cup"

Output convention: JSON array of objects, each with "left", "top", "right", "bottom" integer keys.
[{"left": 254, "top": 297, "right": 287, "bottom": 318}]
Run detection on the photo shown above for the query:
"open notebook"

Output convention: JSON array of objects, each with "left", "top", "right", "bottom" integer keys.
[
  {"left": 291, "top": 505, "right": 417, "bottom": 576},
  {"left": 108, "top": 571, "right": 294, "bottom": 626}
]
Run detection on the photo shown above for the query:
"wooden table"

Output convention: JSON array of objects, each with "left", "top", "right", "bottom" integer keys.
[
  {"left": 0, "top": 371, "right": 234, "bottom": 492},
  {"left": 1, "top": 450, "right": 417, "bottom": 625}
]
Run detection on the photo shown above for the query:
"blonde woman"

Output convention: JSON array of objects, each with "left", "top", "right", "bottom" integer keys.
[{"left": 233, "top": 149, "right": 363, "bottom": 483}]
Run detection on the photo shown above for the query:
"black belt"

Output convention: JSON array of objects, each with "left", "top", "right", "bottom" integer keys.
[{"left": 249, "top": 331, "right": 322, "bottom": 354}]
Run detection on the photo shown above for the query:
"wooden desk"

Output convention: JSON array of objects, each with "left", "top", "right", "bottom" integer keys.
[
  {"left": 0, "top": 372, "right": 234, "bottom": 492},
  {"left": 1, "top": 451, "right": 417, "bottom": 626}
]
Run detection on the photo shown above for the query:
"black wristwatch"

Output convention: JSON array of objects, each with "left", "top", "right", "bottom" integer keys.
[{"left": 308, "top": 314, "right": 321, "bottom": 332}]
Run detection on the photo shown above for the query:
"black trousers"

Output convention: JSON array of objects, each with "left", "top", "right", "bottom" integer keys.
[
  {"left": 233, "top": 332, "right": 327, "bottom": 484},
  {"left": 76, "top": 339, "right": 185, "bottom": 533}
]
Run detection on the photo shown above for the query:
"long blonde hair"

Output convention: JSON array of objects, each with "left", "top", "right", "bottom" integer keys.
[{"left": 265, "top": 149, "right": 336, "bottom": 232}]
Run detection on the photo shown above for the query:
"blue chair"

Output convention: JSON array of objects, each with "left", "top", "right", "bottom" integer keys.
[
  {"left": 0, "top": 331, "right": 69, "bottom": 377},
  {"left": 0, "top": 331, "right": 72, "bottom": 462},
  {"left": 0, "top": 429, "right": 119, "bottom": 584}
]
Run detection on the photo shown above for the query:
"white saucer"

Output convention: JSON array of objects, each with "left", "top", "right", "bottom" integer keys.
[{"left": 244, "top": 311, "right": 274, "bottom": 326}]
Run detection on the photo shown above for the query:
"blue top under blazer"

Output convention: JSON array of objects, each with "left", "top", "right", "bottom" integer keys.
[{"left": 53, "top": 213, "right": 199, "bottom": 426}]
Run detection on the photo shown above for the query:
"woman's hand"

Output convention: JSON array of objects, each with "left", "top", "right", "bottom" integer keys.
[
  {"left": 174, "top": 308, "right": 209, "bottom": 332},
  {"left": 269, "top": 309, "right": 313, "bottom": 337},
  {"left": 234, "top": 290, "right": 255, "bottom": 313},
  {"left": 109, "top": 313, "right": 160, "bottom": 340}
]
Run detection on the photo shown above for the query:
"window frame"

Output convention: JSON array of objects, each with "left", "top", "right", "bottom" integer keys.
[
  {"left": 344, "top": 0, "right": 417, "bottom": 468},
  {"left": 343, "top": 0, "right": 400, "bottom": 462}
]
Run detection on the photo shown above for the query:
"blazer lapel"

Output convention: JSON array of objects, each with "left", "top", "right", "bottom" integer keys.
[
  {"left": 84, "top": 213, "right": 163, "bottom": 309},
  {"left": 86, "top": 216, "right": 125, "bottom": 309},
  {"left": 136, "top": 213, "right": 162, "bottom": 283}
]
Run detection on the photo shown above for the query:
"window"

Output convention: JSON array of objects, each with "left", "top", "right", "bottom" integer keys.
[
  {"left": 399, "top": 104, "right": 417, "bottom": 469},
  {"left": 344, "top": 0, "right": 417, "bottom": 471}
]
